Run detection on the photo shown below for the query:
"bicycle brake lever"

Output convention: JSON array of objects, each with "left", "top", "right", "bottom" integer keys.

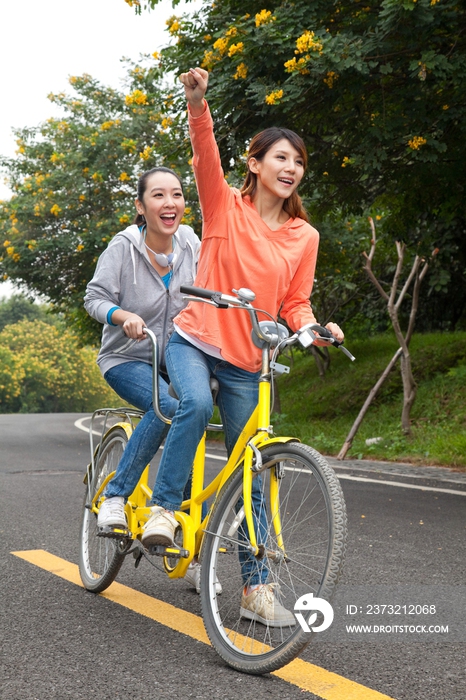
[{"left": 339, "top": 345, "right": 356, "bottom": 362}]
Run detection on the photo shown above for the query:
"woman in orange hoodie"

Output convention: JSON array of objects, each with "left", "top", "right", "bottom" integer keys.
[{"left": 142, "top": 68, "right": 343, "bottom": 621}]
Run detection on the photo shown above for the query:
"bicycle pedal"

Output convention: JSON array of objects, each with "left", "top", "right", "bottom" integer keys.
[
  {"left": 97, "top": 525, "right": 131, "bottom": 539},
  {"left": 147, "top": 544, "right": 189, "bottom": 558}
]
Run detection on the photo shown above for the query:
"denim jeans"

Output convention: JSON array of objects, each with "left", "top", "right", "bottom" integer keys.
[
  {"left": 103, "top": 361, "right": 178, "bottom": 500},
  {"left": 151, "top": 332, "right": 267, "bottom": 585}
]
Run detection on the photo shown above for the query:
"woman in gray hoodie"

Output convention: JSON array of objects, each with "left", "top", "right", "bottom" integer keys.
[{"left": 84, "top": 166, "right": 200, "bottom": 536}]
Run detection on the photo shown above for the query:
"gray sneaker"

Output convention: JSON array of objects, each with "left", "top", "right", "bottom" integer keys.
[
  {"left": 97, "top": 496, "right": 127, "bottom": 529},
  {"left": 142, "top": 505, "right": 177, "bottom": 547},
  {"left": 240, "top": 584, "right": 296, "bottom": 628}
]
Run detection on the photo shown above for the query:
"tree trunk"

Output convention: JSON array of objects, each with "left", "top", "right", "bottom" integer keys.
[
  {"left": 400, "top": 351, "right": 417, "bottom": 434},
  {"left": 337, "top": 347, "right": 403, "bottom": 459}
]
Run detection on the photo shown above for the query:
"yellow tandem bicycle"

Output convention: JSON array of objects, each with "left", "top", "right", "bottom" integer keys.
[{"left": 79, "top": 285, "right": 353, "bottom": 674}]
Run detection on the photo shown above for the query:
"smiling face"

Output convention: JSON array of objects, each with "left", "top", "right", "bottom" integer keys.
[
  {"left": 135, "top": 171, "right": 185, "bottom": 242},
  {"left": 248, "top": 138, "right": 305, "bottom": 201}
]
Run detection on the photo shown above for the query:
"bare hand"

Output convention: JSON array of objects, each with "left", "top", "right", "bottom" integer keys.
[
  {"left": 121, "top": 313, "right": 147, "bottom": 341},
  {"left": 179, "top": 67, "right": 208, "bottom": 113},
  {"left": 325, "top": 322, "right": 344, "bottom": 343}
]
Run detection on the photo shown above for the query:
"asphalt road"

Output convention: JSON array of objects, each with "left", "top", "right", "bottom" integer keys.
[{"left": 0, "top": 414, "right": 465, "bottom": 700}]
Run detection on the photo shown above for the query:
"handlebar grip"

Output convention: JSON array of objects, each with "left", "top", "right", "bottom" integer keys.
[
  {"left": 311, "top": 324, "right": 333, "bottom": 339},
  {"left": 180, "top": 285, "right": 219, "bottom": 300}
]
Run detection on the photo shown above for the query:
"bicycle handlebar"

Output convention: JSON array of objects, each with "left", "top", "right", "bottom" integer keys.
[
  {"left": 179, "top": 285, "right": 220, "bottom": 300},
  {"left": 181, "top": 285, "right": 355, "bottom": 361}
]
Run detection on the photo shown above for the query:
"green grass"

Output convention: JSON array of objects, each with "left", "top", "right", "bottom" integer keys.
[{"left": 270, "top": 331, "right": 466, "bottom": 470}]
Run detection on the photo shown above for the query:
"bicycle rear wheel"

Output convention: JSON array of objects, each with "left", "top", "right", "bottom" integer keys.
[
  {"left": 79, "top": 426, "right": 130, "bottom": 593},
  {"left": 200, "top": 442, "right": 347, "bottom": 674}
]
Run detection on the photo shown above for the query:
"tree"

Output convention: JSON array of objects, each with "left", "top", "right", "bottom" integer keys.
[
  {"left": 155, "top": 0, "right": 466, "bottom": 329},
  {"left": 0, "top": 57, "right": 198, "bottom": 344},
  {"left": 0, "top": 319, "right": 118, "bottom": 412},
  {"left": 0, "top": 294, "right": 49, "bottom": 332}
]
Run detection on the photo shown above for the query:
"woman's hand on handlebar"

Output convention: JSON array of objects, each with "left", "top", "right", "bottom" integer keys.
[
  {"left": 300, "top": 321, "right": 344, "bottom": 347},
  {"left": 113, "top": 310, "right": 147, "bottom": 341},
  {"left": 179, "top": 67, "right": 208, "bottom": 116},
  {"left": 324, "top": 322, "right": 344, "bottom": 343}
]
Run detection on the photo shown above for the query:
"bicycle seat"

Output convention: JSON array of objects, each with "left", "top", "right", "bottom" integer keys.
[{"left": 168, "top": 377, "right": 220, "bottom": 405}]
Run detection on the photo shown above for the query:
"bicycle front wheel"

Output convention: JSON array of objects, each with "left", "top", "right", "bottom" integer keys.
[
  {"left": 78, "top": 426, "right": 130, "bottom": 593},
  {"left": 200, "top": 442, "right": 347, "bottom": 674}
]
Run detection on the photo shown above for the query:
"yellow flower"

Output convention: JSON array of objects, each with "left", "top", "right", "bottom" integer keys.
[
  {"left": 225, "top": 27, "right": 238, "bottom": 37},
  {"left": 125, "top": 90, "right": 148, "bottom": 106},
  {"left": 228, "top": 42, "right": 244, "bottom": 57},
  {"left": 119, "top": 214, "right": 130, "bottom": 225},
  {"left": 265, "top": 89, "right": 284, "bottom": 105},
  {"left": 161, "top": 117, "right": 173, "bottom": 130},
  {"left": 3, "top": 240, "right": 11, "bottom": 247},
  {"left": 139, "top": 145, "right": 152, "bottom": 161},
  {"left": 201, "top": 50, "right": 221, "bottom": 69},
  {"left": 79, "top": 194, "right": 86, "bottom": 202},
  {"left": 50, "top": 204, "right": 62, "bottom": 216},
  {"left": 152, "top": 51, "right": 160, "bottom": 60},
  {"left": 101, "top": 120, "right": 116, "bottom": 130},
  {"left": 119, "top": 172, "right": 131, "bottom": 182},
  {"left": 323, "top": 71, "right": 338, "bottom": 88},
  {"left": 12, "top": 253, "right": 20, "bottom": 262},
  {"left": 167, "top": 17, "right": 181, "bottom": 35},
  {"left": 284, "top": 56, "right": 309, "bottom": 74},
  {"left": 121, "top": 139, "right": 137, "bottom": 153},
  {"left": 76, "top": 244, "right": 84, "bottom": 252},
  {"left": 341, "top": 156, "right": 351, "bottom": 168},
  {"left": 6, "top": 246, "right": 15, "bottom": 255},
  {"left": 255, "top": 9, "right": 275, "bottom": 27},
  {"left": 295, "top": 30, "right": 323, "bottom": 55},
  {"left": 213, "top": 37, "right": 229, "bottom": 55},
  {"left": 234, "top": 62, "right": 248, "bottom": 80},
  {"left": 408, "top": 136, "right": 427, "bottom": 150}
]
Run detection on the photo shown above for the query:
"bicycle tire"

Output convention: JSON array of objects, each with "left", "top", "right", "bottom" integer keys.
[
  {"left": 199, "top": 442, "right": 347, "bottom": 674},
  {"left": 78, "top": 426, "right": 130, "bottom": 593}
]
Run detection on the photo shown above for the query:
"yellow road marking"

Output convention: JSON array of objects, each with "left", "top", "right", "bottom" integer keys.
[{"left": 12, "top": 550, "right": 397, "bottom": 700}]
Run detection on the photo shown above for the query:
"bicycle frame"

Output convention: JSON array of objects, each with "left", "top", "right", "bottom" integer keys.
[{"left": 142, "top": 320, "right": 297, "bottom": 580}]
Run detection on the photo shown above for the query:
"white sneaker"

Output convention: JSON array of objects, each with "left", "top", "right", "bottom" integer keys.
[
  {"left": 142, "top": 505, "right": 177, "bottom": 547},
  {"left": 240, "top": 584, "right": 296, "bottom": 628},
  {"left": 97, "top": 496, "right": 127, "bottom": 529},
  {"left": 184, "top": 561, "right": 223, "bottom": 595}
]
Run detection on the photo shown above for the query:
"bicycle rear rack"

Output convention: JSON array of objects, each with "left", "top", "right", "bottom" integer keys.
[{"left": 87, "top": 407, "right": 145, "bottom": 483}]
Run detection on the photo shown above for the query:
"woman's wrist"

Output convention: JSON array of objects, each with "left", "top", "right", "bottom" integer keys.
[{"left": 188, "top": 99, "right": 207, "bottom": 118}]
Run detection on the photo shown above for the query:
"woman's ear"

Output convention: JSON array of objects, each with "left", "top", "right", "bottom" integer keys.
[
  {"left": 248, "top": 157, "right": 260, "bottom": 174},
  {"left": 135, "top": 199, "right": 144, "bottom": 216}
]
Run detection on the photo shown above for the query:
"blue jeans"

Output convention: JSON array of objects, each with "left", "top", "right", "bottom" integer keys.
[
  {"left": 103, "top": 362, "right": 178, "bottom": 500},
  {"left": 151, "top": 332, "right": 267, "bottom": 585}
]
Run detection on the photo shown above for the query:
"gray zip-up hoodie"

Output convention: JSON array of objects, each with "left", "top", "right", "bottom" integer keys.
[{"left": 84, "top": 223, "right": 200, "bottom": 376}]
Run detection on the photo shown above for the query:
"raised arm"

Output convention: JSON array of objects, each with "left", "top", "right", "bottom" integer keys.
[{"left": 179, "top": 68, "right": 234, "bottom": 223}]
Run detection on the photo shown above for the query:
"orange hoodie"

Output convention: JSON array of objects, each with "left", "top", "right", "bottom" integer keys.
[{"left": 175, "top": 102, "right": 319, "bottom": 373}]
